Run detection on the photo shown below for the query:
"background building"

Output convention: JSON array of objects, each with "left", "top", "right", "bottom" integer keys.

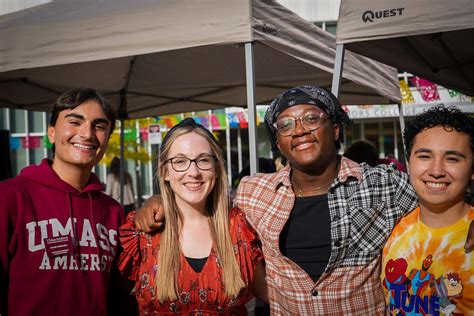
[{"left": 1, "top": 0, "right": 473, "bottom": 204}]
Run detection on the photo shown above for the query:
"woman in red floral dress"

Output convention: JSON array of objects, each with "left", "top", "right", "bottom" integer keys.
[{"left": 118, "top": 119, "right": 266, "bottom": 315}]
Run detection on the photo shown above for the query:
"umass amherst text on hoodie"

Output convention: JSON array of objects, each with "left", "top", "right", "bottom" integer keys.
[{"left": 0, "top": 159, "right": 124, "bottom": 315}]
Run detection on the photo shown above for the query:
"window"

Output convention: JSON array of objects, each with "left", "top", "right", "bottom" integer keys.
[
  {"left": 10, "top": 109, "right": 26, "bottom": 133},
  {"left": 28, "top": 111, "right": 46, "bottom": 133},
  {"left": 0, "top": 108, "right": 6, "bottom": 129},
  {"left": 314, "top": 21, "right": 337, "bottom": 35}
]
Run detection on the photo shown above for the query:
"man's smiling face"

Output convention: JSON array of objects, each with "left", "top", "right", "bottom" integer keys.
[
  {"left": 48, "top": 100, "right": 111, "bottom": 171},
  {"left": 408, "top": 126, "right": 473, "bottom": 213}
]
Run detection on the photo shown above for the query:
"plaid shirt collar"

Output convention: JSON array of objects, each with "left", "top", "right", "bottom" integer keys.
[{"left": 271, "top": 156, "right": 363, "bottom": 192}]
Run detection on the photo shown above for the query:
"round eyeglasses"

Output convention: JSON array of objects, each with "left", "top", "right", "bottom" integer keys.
[
  {"left": 167, "top": 155, "right": 216, "bottom": 172},
  {"left": 273, "top": 112, "right": 327, "bottom": 136}
]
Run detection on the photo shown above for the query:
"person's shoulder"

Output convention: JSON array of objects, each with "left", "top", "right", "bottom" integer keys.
[
  {"left": 0, "top": 177, "right": 37, "bottom": 215},
  {"left": 229, "top": 207, "right": 247, "bottom": 222},
  {"left": 229, "top": 207, "right": 258, "bottom": 242},
  {"left": 95, "top": 191, "right": 124, "bottom": 214},
  {"left": 397, "top": 207, "right": 419, "bottom": 224},
  {"left": 99, "top": 192, "right": 122, "bottom": 207},
  {"left": 362, "top": 163, "right": 408, "bottom": 181},
  {"left": 239, "top": 169, "right": 285, "bottom": 187},
  {"left": 0, "top": 175, "right": 32, "bottom": 195}
]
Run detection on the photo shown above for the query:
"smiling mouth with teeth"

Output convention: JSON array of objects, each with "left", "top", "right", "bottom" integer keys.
[
  {"left": 73, "top": 143, "right": 95, "bottom": 150},
  {"left": 426, "top": 182, "right": 448, "bottom": 189},
  {"left": 185, "top": 183, "right": 203, "bottom": 187}
]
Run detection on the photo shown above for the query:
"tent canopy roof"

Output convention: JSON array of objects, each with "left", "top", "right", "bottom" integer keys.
[
  {"left": 0, "top": 0, "right": 401, "bottom": 118},
  {"left": 336, "top": 0, "right": 474, "bottom": 96}
]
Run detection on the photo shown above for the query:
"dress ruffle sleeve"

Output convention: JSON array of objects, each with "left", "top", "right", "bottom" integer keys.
[
  {"left": 229, "top": 207, "right": 264, "bottom": 285},
  {"left": 117, "top": 211, "right": 142, "bottom": 281}
]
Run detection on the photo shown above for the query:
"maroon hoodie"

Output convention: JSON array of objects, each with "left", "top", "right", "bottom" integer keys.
[{"left": 0, "top": 159, "right": 124, "bottom": 315}]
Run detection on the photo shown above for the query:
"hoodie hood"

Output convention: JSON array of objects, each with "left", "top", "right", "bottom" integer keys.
[{"left": 19, "top": 158, "right": 104, "bottom": 194}]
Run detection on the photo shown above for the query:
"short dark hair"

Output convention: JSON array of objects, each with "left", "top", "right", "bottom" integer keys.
[
  {"left": 344, "top": 140, "right": 379, "bottom": 167},
  {"left": 404, "top": 105, "right": 474, "bottom": 160},
  {"left": 50, "top": 88, "right": 116, "bottom": 133}
]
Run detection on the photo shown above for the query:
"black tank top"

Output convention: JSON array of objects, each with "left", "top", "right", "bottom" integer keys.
[{"left": 279, "top": 194, "right": 332, "bottom": 282}]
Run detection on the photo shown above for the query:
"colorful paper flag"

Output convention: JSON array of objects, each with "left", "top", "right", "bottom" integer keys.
[
  {"left": 237, "top": 112, "right": 248, "bottom": 129},
  {"left": 200, "top": 116, "right": 209, "bottom": 129},
  {"left": 124, "top": 128, "right": 137, "bottom": 141},
  {"left": 140, "top": 128, "right": 149, "bottom": 141},
  {"left": 10, "top": 137, "right": 20, "bottom": 150},
  {"left": 399, "top": 80, "right": 415, "bottom": 104},
  {"left": 211, "top": 114, "right": 221, "bottom": 129},
  {"left": 43, "top": 135, "right": 53, "bottom": 149},
  {"left": 29, "top": 136, "right": 41, "bottom": 148},
  {"left": 447, "top": 89, "right": 459, "bottom": 98},
  {"left": 410, "top": 77, "right": 440, "bottom": 102},
  {"left": 21, "top": 137, "right": 30, "bottom": 149},
  {"left": 216, "top": 113, "right": 227, "bottom": 129},
  {"left": 228, "top": 113, "right": 240, "bottom": 128},
  {"left": 168, "top": 115, "right": 180, "bottom": 127}
]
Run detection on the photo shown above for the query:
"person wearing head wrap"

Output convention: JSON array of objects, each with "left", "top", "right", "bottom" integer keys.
[
  {"left": 134, "top": 85, "right": 414, "bottom": 313},
  {"left": 134, "top": 86, "right": 474, "bottom": 314},
  {"left": 233, "top": 85, "right": 418, "bottom": 314},
  {"left": 265, "top": 85, "right": 352, "bottom": 164}
]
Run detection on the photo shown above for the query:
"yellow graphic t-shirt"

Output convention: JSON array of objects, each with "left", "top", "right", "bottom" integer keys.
[{"left": 382, "top": 207, "right": 473, "bottom": 315}]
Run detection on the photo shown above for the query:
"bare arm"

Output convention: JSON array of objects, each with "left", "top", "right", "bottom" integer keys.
[
  {"left": 252, "top": 260, "right": 268, "bottom": 303},
  {"left": 134, "top": 194, "right": 164, "bottom": 233}
]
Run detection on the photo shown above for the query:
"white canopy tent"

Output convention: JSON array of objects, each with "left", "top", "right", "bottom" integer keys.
[
  {"left": 1, "top": 0, "right": 400, "bottom": 188},
  {"left": 333, "top": 0, "right": 474, "bottom": 98}
]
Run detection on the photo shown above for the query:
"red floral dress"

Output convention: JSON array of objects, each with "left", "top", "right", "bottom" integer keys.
[{"left": 118, "top": 208, "right": 263, "bottom": 315}]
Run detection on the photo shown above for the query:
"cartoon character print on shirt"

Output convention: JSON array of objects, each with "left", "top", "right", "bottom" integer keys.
[
  {"left": 407, "top": 255, "right": 436, "bottom": 298},
  {"left": 434, "top": 273, "right": 464, "bottom": 316},
  {"left": 384, "top": 257, "right": 409, "bottom": 313},
  {"left": 383, "top": 255, "right": 465, "bottom": 316}
]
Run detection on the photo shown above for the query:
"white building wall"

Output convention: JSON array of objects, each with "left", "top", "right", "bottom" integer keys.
[
  {"left": 0, "top": 0, "right": 51, "bottom": 16},
  {"left": 278, "top": 0, "right": 341, "bottom": 22}
]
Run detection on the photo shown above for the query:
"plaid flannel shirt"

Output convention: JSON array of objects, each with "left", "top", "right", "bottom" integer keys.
[{"left": 234, "top": 157, "right": 418, "bottom": 315}]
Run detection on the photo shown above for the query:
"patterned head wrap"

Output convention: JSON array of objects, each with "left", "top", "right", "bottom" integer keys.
[{"left": 264, "top": 85, "right": 352, "bottom": 154}]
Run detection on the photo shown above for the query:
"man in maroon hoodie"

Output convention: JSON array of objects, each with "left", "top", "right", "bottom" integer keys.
[{"left": 0, "top": 88, "right": 127, "bottom": 315}]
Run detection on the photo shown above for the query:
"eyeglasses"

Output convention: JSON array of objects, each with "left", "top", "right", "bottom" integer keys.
[
  {"left": 273, "top": 112, "right": 327, "bottom": 136},
  {"left": 167, "top": 155, "right": 216, "bottom": 172}
]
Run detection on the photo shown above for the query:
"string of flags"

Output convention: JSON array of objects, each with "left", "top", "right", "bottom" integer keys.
[
  {"left": 9, "top": 135, "right": 52, "bottom": 150},
  {"left": 9, "top": 79, "right": 474, "bottom": 150},
  {"left": 9, "top": 111, "right": 266, "bottom": 149},
  {"left": 399, "top": 76, "right": 473, "bottom": 104}
]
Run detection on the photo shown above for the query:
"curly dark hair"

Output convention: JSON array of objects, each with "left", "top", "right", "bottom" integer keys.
[{"left": 403, "top": 105, "right": 474, "bottom": 160}]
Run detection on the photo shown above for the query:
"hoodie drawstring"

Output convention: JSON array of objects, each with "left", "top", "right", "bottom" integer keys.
[
  {"left": 88, "top": 192, "right": 103, "bottom": 260},
  {"left": 67, "top": 193, "right": 78, "bottom": 256}
]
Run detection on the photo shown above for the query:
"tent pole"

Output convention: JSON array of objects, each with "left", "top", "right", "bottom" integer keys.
[
  {"left": 118, "top": 59, "right": 134, "bottom": 207},
  {"left": 225, "top": 109, "right": 232, "bottom": 187},
  {"left": 245, "top": 42, "right": 258, "bottom": 175},
  {"left": 119, "top": 89, "right": 127, "bottom": 207},
  {"left": 332, "top": 44, "right": 346, "bottom": 154},
  {"left": 331, "top": 44, "right": 345, "bottom": 98},
  {"left": 397, "top": 102, "right": 407, "bottom": 165},
  {"left": 119, "top": 119, "right": 125, "bottom": 206}
]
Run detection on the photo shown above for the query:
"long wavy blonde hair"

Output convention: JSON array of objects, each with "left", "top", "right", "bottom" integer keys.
[{"left": 156, "top": 124, "right": 245, "bottom": 302}]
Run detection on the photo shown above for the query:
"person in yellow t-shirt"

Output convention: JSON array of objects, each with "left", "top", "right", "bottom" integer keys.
[{"left": 382, "top": 105, "right": 474, "bottom": 316}]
